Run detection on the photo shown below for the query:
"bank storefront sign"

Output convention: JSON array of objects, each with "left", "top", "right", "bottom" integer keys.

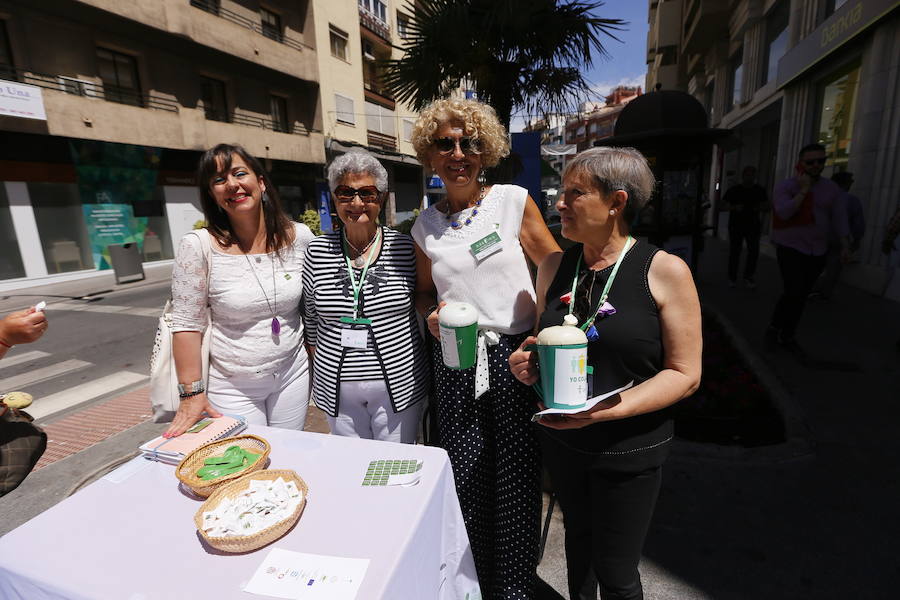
[{"left": 0, "top": 79, "right": 47, "bottom": 120}]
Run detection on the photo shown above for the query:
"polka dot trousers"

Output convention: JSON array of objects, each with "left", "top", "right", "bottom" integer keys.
[{"left": 432, "top": 332, "right": 542, "bottom": 600}]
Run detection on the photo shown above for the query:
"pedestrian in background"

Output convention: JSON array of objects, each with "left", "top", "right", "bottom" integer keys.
[
  {"left": 302, "top": 150, "right": 428, "bottom": 443},
  {"left": 510, "top": 147, "right": 702, "bottom": 600},
  {"left": 766, "top": 143, "right": 851, "bottom": 360},
  {"left": 410, "top": 97, "right": 560, "bottom": 599},
  {"left": 723, "top": 165, "right": 768, "bottom": 288},
  {"left": 165, "top": 144, "right": 315, "bottom": 438},
  {"left": 810, "top": 171, "right": 865, "bottom": 299}
]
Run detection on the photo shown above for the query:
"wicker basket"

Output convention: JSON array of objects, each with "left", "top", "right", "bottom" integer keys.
[
  {"left": 193, "top": 469, "right": 308, "bottom": 553},
  {"left": 176, "top": 434, "right": 271, "bottom": 498}
]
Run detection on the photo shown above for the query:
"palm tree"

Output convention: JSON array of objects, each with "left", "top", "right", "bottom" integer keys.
[{"left": 382, "top": 0, "right": 626, "bottom": 130}]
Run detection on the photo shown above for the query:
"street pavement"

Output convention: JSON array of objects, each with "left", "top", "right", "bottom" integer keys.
[{"left": 1, "top": 239, "right": 899, "bottom": 599}]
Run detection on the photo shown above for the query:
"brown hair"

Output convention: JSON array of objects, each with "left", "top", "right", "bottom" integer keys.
[{"left": 196, "top": 143, "right": 294, "bottom": 254}]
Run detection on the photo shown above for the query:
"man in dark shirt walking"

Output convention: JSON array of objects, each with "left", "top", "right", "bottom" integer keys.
[{"left": 723, "top": 166, "right": 768, "bottom": 288}]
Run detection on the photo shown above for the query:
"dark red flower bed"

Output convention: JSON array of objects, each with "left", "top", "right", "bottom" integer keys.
[{"left": 673, "top": 313, "right": 786, "bottom": 447}]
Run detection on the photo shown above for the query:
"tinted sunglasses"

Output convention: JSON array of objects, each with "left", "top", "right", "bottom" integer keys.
[
  {"left": 333, "top": 185, "right": 381, "bottom": 203},
  {"left": 433, "top": 136, "right": 481, "bottom": 155},
  {"left": 803, "top": 158, "right": 827, "bottom": 166}
]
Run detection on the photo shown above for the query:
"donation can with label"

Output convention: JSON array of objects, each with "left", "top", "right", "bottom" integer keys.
[
  {"left": 529, "top": 322, "right": 589, "bottom": 409},
  {"left": 438, "top": 302, "right": 478, "bottom": 370}
]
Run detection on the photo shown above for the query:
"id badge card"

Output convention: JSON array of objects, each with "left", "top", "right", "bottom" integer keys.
[
  {"left": 470, "top": 231, "right": 503, "bottom": 261},
  {"left": 341, "top": 326, "right": 369, "bottom": 349}
]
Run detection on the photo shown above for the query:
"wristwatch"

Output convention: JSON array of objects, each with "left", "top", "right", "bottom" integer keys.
[{"left": 177, "top": 380, "right": 205, "bottom": 398}]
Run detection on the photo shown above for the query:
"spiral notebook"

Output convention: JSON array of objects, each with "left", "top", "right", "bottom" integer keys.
[{"left": 139, "top": 415, "right": 247, "bottom": 465}]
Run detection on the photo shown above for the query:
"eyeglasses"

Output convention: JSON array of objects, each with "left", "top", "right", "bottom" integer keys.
[
  {"left": 433, "top": 136, "right": 481, "bottom": 155},
  {"left": 333, "top": 185, "right": 381, "bottom": 203},
  {"left": 803, "top": 158, "right": 827, "bottom": 166}
]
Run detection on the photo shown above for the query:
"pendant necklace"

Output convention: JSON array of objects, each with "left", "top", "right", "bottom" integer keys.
[
  {"left": 245, "top": 253, "right": 280, "bottom": 335},
  {"left": 445, "top": 186, "right": 485, "bottom": 229},
  {"left": 344, "top": 228, "right": 380, "bottom": 268}
]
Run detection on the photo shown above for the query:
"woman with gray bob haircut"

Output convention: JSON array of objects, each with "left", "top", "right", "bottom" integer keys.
[
  {"left": 302, "top": 150, "right": 428, "bottom": 443},
  {"left": 510, "top": 146, "right": 702, "bottom": 599}
]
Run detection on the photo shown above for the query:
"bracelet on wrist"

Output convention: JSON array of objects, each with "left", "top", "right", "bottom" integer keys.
[
  {"left": 179, "top": 389, "right": 204, "bottom": 399},
  {"left": 425, "top": 304, "right": 438, "bottom": 316},
  {"left": 0, "top": 338, "right": 12, "bottom": 349}
]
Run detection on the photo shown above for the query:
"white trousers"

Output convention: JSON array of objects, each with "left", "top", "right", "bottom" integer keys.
[
  {"left": 327, "top": 380, "right": 423, "bottom": 444},
  {"left": 208, "top": 352, "right": 310, "bottom": 430}
]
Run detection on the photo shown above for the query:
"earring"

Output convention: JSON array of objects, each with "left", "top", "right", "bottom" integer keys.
[
  {"left": 477, "top": 171, "right": 487, "bottom": 185},
  {"left": 609, "top": 209, "right": 616, "bottom": 215},
  {"left": 262, "top": 191, "right": 270, "bottom": 205}
]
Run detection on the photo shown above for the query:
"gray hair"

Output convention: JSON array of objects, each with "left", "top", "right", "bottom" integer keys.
[
  {"left": 326, "top": 150, "right": 388, "bottom": 193},
  {"left": 563, "top": 147, "right": 656, "bottom": 209}
]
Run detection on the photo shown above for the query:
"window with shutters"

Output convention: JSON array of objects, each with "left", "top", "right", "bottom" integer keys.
[{"left": 335, "top": 93, "right": 355, "bottom": 125}]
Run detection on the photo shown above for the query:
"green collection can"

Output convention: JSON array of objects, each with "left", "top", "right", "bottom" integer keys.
[{"left": 438, "top": 302, "right": 478, "bottom": 370}]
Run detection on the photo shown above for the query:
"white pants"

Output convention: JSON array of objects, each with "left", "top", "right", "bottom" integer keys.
[
  {"left": 208, "top": 352, "right": 310, "bottom": 430},
  {"left": 327, "top": 380, "right": 423, "bottom": 444}
]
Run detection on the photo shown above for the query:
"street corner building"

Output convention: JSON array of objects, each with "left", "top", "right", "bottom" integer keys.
[
  {"left": 0, "top": 0, "right": 425, "bottom": 291},
  {"left": 645, "top": 0, "right": 900, "bottom": 297}
]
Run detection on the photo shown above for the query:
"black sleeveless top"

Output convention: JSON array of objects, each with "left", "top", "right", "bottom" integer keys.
[{"left": 538, "top": 241, "right": 672, "bottom": 467}]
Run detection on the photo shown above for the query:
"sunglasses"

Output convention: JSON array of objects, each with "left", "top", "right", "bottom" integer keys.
[
  {"left": 433, "top": 136, "right": 481, "bottom": 155},
  {"left": 333, "top": 185, "right": 381, "bottom": 203},
  {"left": 803, "top": 158, "right": 827, "bottom": 166}
]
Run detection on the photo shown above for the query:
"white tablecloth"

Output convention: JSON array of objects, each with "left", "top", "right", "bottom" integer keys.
[{"left": 0, "top": 427, "right": 481, "bottom": 600}]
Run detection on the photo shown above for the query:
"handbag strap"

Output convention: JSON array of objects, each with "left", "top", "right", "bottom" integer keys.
[{"left": 190, "top": 229, "right": 214, "bottom": 294}]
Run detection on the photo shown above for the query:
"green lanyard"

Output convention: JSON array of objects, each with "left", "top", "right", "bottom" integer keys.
[
  {"left": 340, "top": 227, "right": 381, "bottom": 325},
  {"left": 567, "top": 236, "right": 633, "bottom": 331}
]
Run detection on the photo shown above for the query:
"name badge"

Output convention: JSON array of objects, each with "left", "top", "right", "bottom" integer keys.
[
  {"left": 470, "top": 231, "right": 503, "bottom": 261},
  {"left": 341, "top": 327, "right": 369, "bottom": 349}
]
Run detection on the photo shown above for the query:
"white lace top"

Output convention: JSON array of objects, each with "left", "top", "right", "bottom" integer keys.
[
  {"left": 411, "top": 184, "right": 536, "bottom": 334},
  {"left": 171, "top": 224, "right": 315, "bottom": 378}
]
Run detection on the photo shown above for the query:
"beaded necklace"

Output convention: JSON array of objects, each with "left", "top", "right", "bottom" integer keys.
[{"left": 444, "top": 186, "right": 486, "bottom": 229}]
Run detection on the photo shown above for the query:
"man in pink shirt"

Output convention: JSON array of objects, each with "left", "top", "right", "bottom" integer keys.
[{"left": 766, "top": 143, "right": 850, "bottom": 358}]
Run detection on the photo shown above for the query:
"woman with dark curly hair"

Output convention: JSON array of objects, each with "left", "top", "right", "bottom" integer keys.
[
  {"left": 410, "top": 98, "right": 560, "bottom": 599},
  {"left": 165, "top": 143, "right": 314, "bottom": 438}
]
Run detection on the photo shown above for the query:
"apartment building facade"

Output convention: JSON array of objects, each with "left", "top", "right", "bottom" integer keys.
[
  {"left": 312, "top": 0, "right": 423, "bottom": 227},
  {"left": 646, "top": 0, "right": 900, "bottom": 293},
  {"left": 565, "top": 86, "right": 643, "bottom": 152},
  {"left": 0, "top": 0, "right": 326, "bottom": 288}
]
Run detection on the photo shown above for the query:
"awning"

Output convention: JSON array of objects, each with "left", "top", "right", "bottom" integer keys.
[{"left": 541, "top": 144, "right": 577, "bottom": 156}]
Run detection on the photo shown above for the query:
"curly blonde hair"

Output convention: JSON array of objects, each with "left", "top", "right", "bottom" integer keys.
[{"left": 411, "top": 98, "right": 510, "bottom": 169}]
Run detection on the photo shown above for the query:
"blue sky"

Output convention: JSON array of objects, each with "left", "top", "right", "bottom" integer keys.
[{"left": 510, "top": 1, "right": 650, "bottom": 132}]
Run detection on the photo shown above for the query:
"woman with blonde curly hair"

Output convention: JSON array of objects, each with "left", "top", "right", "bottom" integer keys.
[{"left": 410, "top": 98, "right": 560, "bottom": 599}]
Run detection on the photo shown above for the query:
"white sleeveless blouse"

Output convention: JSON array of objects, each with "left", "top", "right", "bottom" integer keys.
[{"left": 411, "top": 184, "right": 536, "bottom": 335}]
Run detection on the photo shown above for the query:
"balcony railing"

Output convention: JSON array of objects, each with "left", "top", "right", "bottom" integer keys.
[
  {"left": 190, "top": 0, "right": 311, "bottom": 52},
  {"left": 231, "top": 111, "right": 313, "bottom": 135},
  {"left": 0, "top": 65, "right": 179, "bottom": 112},
  {"left": 367, "top": 130, "right": 397, "bottom": 151},
  {"left": 359, "top": 8, "right": 390, "bottom": 42}
]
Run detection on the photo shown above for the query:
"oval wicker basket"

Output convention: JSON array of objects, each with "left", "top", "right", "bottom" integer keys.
[
  {"left": 193, "top": 469, "right": 308, "bottom": 553},
  {"left": 176, "top": 434, "right": 271, "bottom": 498}
]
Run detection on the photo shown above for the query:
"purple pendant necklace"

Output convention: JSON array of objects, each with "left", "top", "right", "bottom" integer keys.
[{"left": 245, "top": 253, "right": 280, "bottom": 335}]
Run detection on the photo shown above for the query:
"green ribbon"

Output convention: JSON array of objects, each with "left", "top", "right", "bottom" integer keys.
[{"left": 196, "top": 445, "right": 261, "bottom": 481}]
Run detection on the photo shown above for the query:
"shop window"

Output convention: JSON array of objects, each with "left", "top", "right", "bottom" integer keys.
[
  {"left": 0, "top": 20, "right": 15, "bottom": 81},
  {"left": 270, "top": 95, "right": 289, "bottom": 132},
  {"left": 260, "top": 8, "right": 283, "bottom": 43},
  {"left": 329, "top": 25, "right": 348, "bottom": 60},
  {"left": 200, "top": 76, "right": 228, "bottom": 122},
  {"left": 815, "top": 61, "right": 860, "bottom": 176},
  {"left": 335, "top": 93, "right": 355, "bottom": 125},
  {"left": 29, "top": 183, "right": 95, "bottom": 274},
  {"left": 762, "top": 1, "right": 789, "bottom": 86},
  {"left": 727, "top": 49, "right": 743, "bottom": 113},
  {"left": 0, "top": 184, "right": 26, "bottom": 280},
  {"left": 97, "top": 47, "right": 142, "bottom": 107}
]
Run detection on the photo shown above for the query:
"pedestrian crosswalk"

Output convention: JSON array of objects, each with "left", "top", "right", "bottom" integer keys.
[
  {"left": 0, "top": 351, "right": 148, "bottom": 421},
  {"left": 51, "top": 301, "right": 160, "bottom": 318}
]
